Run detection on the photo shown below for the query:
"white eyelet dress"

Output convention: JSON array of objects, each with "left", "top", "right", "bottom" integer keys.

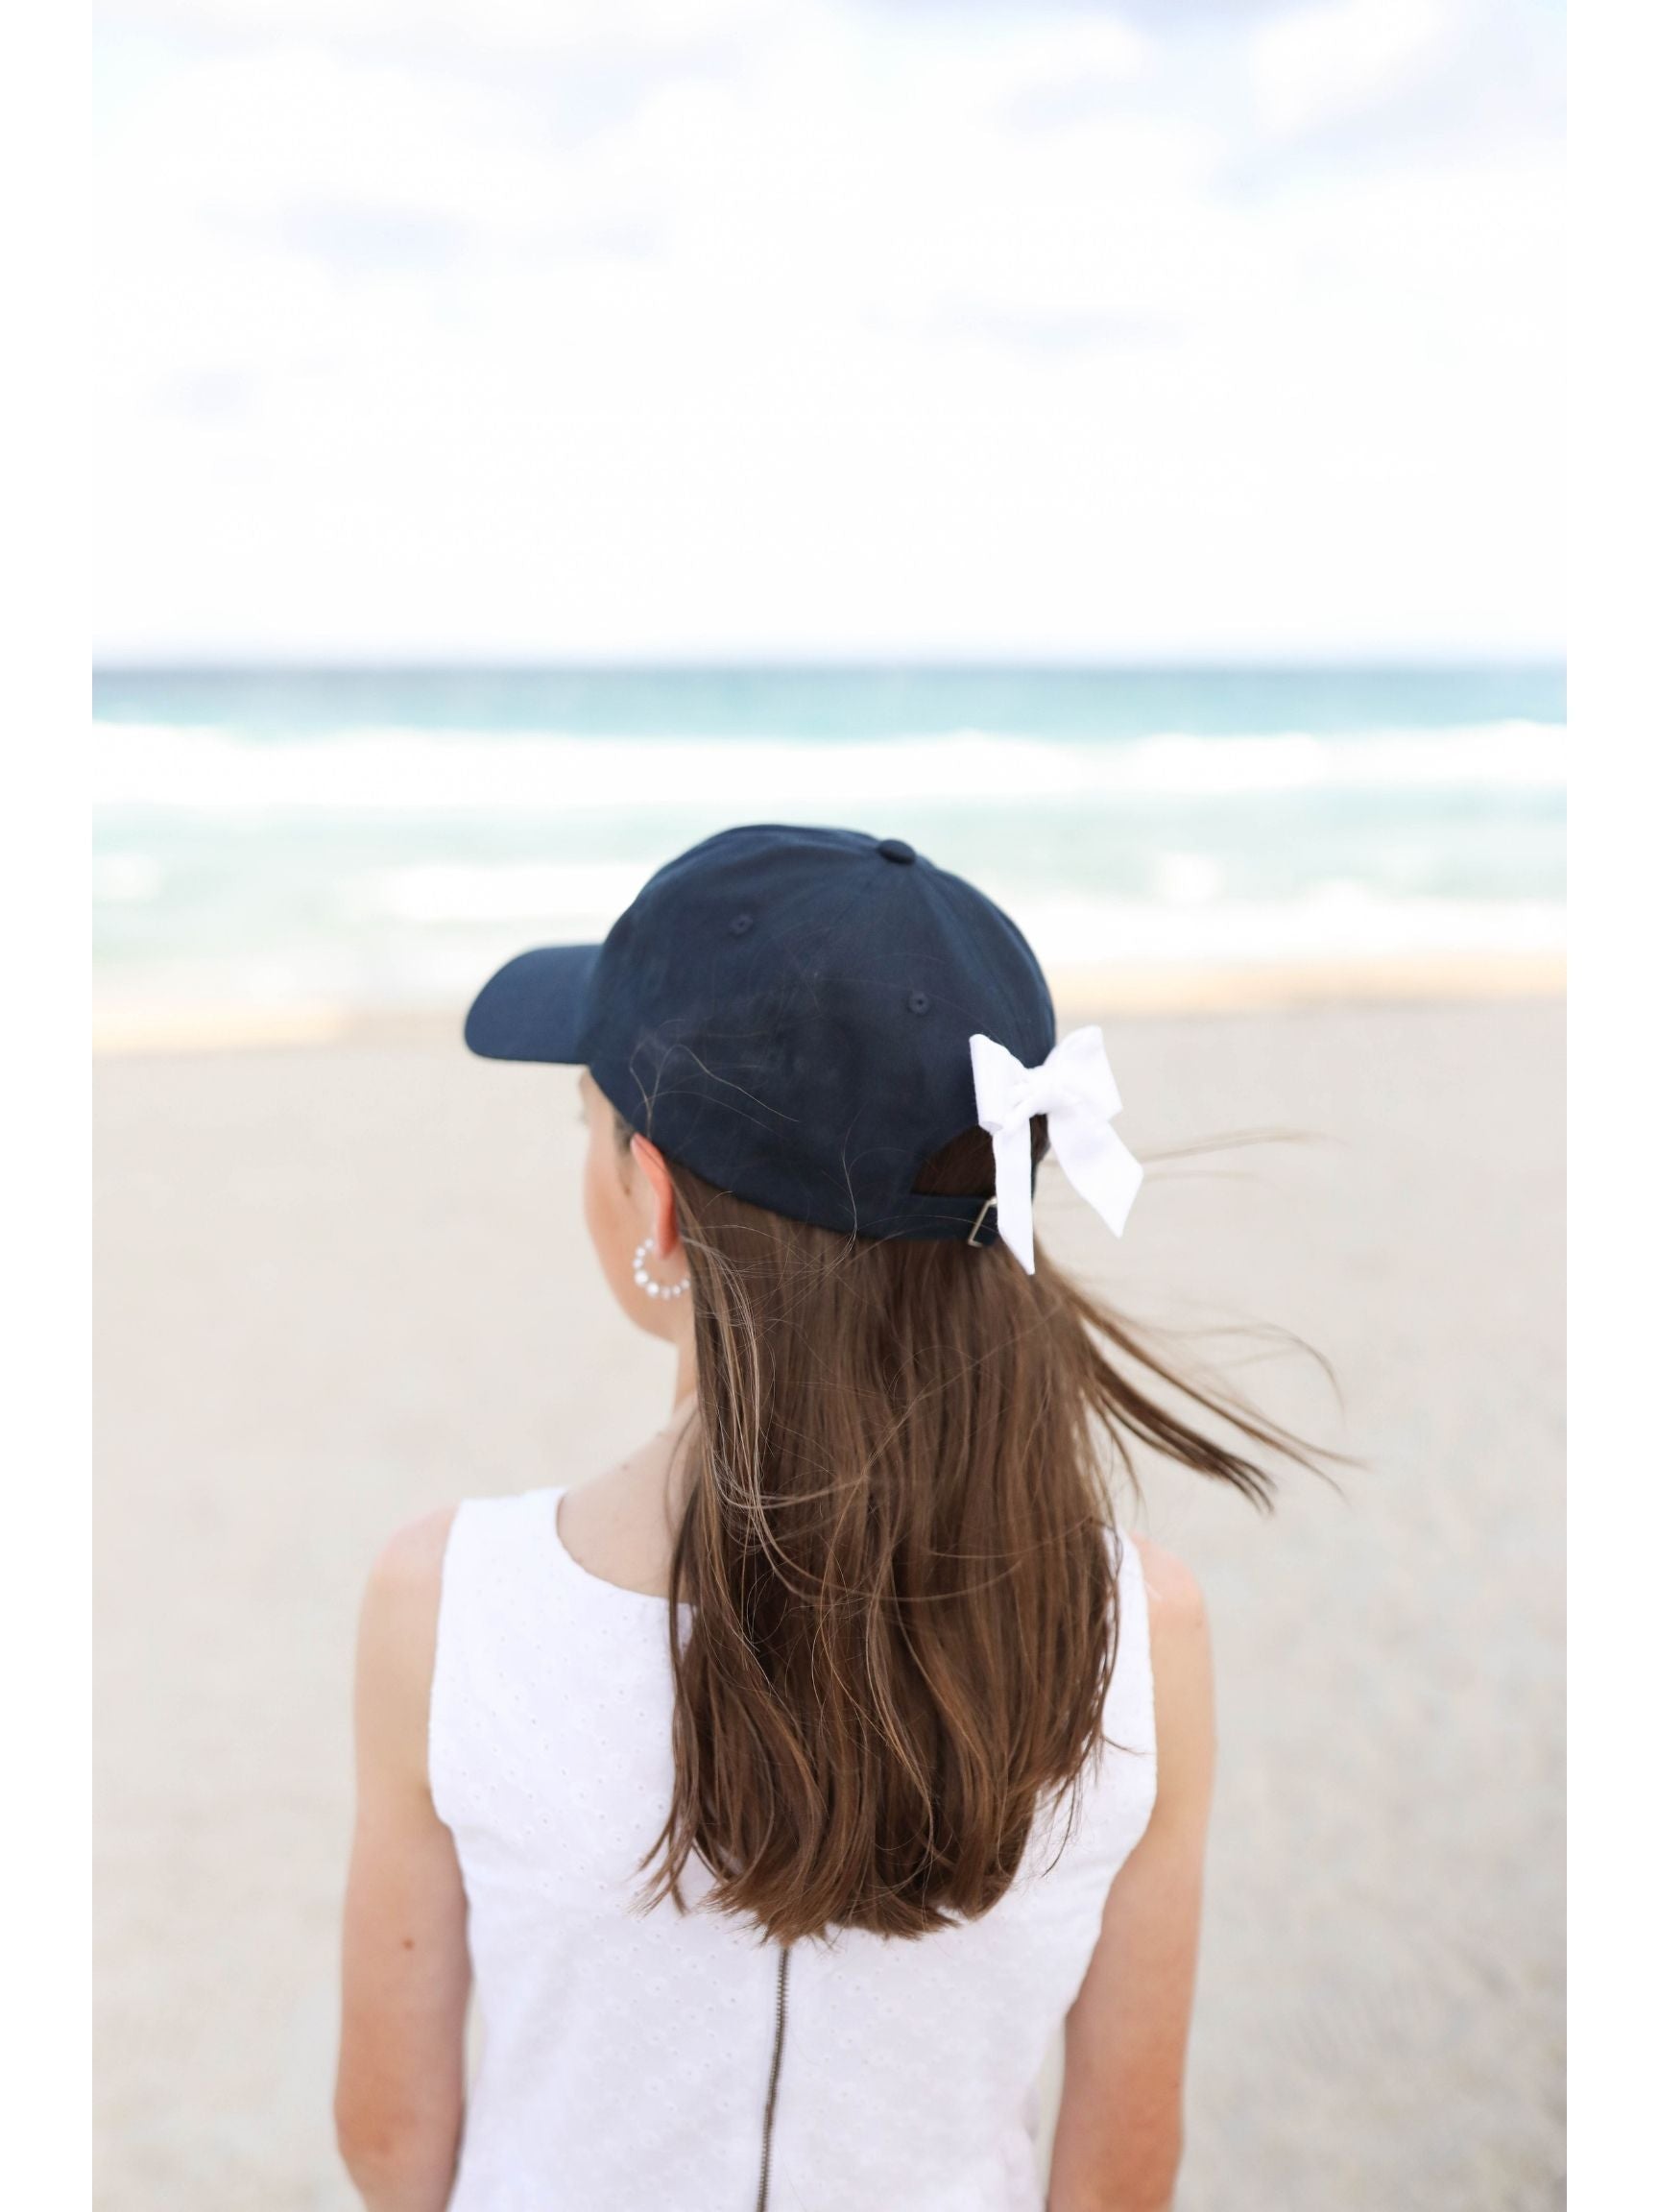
[{"left": 429, "top": 1488, "right": 1158, "bottom": 2212}]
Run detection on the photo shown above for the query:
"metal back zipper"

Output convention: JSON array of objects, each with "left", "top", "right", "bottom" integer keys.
[{"left": 754, "top": 1945, "right": 792, "bottom": 2212}]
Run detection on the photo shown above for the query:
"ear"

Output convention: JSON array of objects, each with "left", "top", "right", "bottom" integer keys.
[{"left": 629, "top": 1135, "right": 683, "bottom": 1264}]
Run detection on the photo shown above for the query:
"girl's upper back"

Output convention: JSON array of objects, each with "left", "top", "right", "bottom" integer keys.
[{"left": 430, "top": 1485, "right": 1158, "bottom": 2212}]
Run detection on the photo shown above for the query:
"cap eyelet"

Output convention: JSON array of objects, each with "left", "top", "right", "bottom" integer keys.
[
  {"left": 729, "top": 913, "right": 753, "bottom": 936},
  {"left": 907, "top": 991, "right": 930, "bottom": 1015}
]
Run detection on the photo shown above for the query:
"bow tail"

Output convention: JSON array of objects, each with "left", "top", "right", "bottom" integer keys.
[
  {"left": 1050, "top": 1110, "right": 1143, "bottom": 1239},
  {"left": 990, "top": 1119, "right": 1038, "bottom": 1274}
]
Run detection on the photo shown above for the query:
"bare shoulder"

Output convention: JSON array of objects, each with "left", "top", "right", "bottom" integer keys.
[
  {"left": 1128, "top": 1532, "right": 1209, "bottom": 1639},
  {"left": 367, "top": 1504, "right": 459, "bottom": 1606},
  {"left": 1126, "top": 1533, "right": 1214, "bottom": 1800},
  {"left": 354, "top": 1509, "right": 460, "bottom": 1780}
]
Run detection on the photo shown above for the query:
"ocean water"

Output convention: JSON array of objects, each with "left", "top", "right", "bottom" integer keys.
[{"left": 92, "top": 665, "right": 1566, "bottom": 1014}]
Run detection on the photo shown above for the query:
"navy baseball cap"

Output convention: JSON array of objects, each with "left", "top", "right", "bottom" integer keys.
[{"left": 463, "top": 824, "right": 1056, "bottom": 1248}]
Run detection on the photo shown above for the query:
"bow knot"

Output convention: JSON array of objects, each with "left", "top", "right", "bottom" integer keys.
[{"left": 969, "top": 1025, "right": 1142, "bottom": 1274}]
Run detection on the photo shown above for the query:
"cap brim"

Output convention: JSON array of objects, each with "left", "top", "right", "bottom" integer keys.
[{"left": 463, "top": 943, "right": 602, "bottom": 1064}]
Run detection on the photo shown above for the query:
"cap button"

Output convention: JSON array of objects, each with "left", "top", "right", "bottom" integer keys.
[{"left": 876, "top": 837, "right": 916, "bottom": 865}]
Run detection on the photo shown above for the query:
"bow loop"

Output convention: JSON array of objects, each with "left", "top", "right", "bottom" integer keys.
[{"left": 969, "top": 1025, "right": 1142, "bottom": 1274}]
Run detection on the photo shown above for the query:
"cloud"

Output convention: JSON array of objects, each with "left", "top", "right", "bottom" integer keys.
[
  {"left": 154, "top": 366, "right": 262, "bottom": 423},
  {"left": 253, "top": 200, "right": 473, "bottom": 275},
  {"left": 1246, "top": 0, "right": 1562, "bottom": 169},
  {"left": 91, "top": 0, "right": 1564, "bottom": 659},
  {"left": 926, "top": 304, "right": 1182, "bottom": 352}
]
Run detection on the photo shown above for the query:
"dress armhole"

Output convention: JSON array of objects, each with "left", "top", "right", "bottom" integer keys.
[
  {"left": 426, "top": 1500, "right": 473, "bottom": 1834},
  {"left": 1106, "top": 1527, "right": 1159, "bottom": 1844}
]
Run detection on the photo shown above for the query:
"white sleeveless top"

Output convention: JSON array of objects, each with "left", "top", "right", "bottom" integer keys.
[{"left": 430, "top": 1487, "right": 1157, "bottom": 2212}]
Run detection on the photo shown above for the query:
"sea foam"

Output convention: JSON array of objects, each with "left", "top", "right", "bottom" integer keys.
[{"left": 92, "top": 719, "right": 1567, "bottom": 812}]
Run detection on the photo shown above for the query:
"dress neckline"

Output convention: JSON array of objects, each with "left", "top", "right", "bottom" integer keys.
[{"left": 546, "top": 1485, "right": 691, "bottom": 1615}]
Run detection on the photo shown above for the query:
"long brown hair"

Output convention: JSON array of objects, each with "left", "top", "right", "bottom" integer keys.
[{"left": 620, "top": 1106, "right": 1331, "bottom": 1945}]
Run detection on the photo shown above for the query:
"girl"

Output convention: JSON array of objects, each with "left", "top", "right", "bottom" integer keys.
[{"left": 335, "top": 825, "right": 1320, "bottom": 2212}]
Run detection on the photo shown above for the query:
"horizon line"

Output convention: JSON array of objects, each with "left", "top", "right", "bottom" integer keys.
[{"left": 93, "top": 653, "right": 1568, "bottom": 677}]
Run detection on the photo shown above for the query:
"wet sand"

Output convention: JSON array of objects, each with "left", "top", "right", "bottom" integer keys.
[{"left": 94, "top": 993, "right": 1564, "bottom": 2210}]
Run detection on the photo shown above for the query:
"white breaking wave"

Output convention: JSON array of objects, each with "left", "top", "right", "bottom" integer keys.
[
  {"left": 346, "top": 861, "right": 1566, "bottom": 965},
  {"left": 91, "top": 713, "right": 1567, "bottom": 1008},
  {"left": 347, "top": 857, "right": 1564, "bottom": 959},
  {"left": 353, "top": 861, "right": 652, "bottom": 929},
  {"left": 92, "top": 719, "right": 1568, "bottom": 812},
  {"left": 1010, "top": 887, "right": 1565, "bottom": 968}
]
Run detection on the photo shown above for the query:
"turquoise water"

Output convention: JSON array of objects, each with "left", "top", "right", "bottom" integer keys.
[
  {"left": 92, "top": 664, "right": 1566, "bottom": 1011},
  {"left": 93, "top": 663, "right": 1563, "bottom": 740}
]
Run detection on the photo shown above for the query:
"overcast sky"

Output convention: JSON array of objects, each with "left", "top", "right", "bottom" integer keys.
[{"left": 92, "top": 0, "right": 1564, "bottom": 663}]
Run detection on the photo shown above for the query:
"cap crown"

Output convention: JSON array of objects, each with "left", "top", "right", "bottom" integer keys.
[{"left": 580, "top": 825, "right": 1055, "bottom": 1243}]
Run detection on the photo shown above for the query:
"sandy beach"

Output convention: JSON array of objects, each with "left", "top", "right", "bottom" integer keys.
[{"left": 94, "top": 988, "right": 1565, "bottom": 2212}]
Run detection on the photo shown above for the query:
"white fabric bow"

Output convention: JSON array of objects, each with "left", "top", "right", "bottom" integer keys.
[{"left": 969, "top": 1024, "right": 1142, "bottom": 1274}]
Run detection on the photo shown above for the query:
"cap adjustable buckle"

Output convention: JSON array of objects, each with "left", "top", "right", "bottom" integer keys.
[{"left": 966, "top": 1194, "right": 997, "bottom": 1249}]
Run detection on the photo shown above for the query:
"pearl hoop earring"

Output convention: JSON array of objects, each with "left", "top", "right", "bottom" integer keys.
[{"left": 632, "top": 1234, "right": 690, "bottom": 1300}]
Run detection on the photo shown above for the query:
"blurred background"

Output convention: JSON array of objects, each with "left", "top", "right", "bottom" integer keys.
[
  {"left": 92, "top": 4, "right": 1565, "bottom": 2208},
  {"left": 92, "top": 0, "right": 1565, "bottom": 1035}
]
